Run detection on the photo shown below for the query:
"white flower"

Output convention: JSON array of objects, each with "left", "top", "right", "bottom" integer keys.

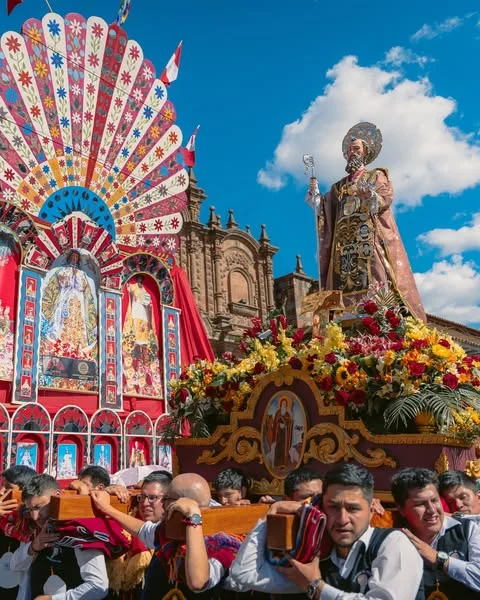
[
  {"left": 133, "top": 89, "right": 143, "bottom": 102},
  {"left": 72, "top": 112, "right": 81, "bottom": 124},
  {"left": 142, "top": 66, "right": 153, "bottom": 80},
  {"left": 124, "top": 112, "right": 133, "bottom": 123},
  {"left": 1, "top": 189, "right": 14, "bottom": 201},
  {"left": 69, "top": 19, "right": 82, "bottom": 36},
  {"left": 166, "top": 238, "right": 176, "bottom": 251},
  {"left": 71, "top": 84, "right": 81, "bottom": 96},
  {"left": 115, "top": 134, "right": 125, "bottom": 145}
]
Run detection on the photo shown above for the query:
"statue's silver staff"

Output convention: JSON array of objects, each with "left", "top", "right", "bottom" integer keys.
[{"left": 303, "top": 154, "right": 323, "bottom": 287}]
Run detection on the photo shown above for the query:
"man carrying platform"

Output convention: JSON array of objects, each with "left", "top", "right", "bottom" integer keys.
[
  {"left": 10, "top": 473, "right": 110, "bottom": 600},
  {"left": 392, "top": 467, "right": 480, "bottom": 598},
  {"left": 230, "top": 463, "right": 423, "bottom": 599},
  {"left": 91, "top": 472, "right": 242, "bottom": 599}
]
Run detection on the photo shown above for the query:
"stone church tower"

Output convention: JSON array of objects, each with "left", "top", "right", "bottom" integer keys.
[{"left": 177, "top": 171, "right": 278, "bottom": 355}]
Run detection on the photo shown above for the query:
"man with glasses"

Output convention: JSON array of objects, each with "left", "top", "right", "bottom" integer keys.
[
  {"left": 10, "top": 474, "right": 109, "bottom": 600},
  {"left": 92, "top": 472, "right": 242, "bottom": 599}
]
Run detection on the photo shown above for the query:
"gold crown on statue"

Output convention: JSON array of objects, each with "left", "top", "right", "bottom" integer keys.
[{"left": 342, "top": 122, "right": 383, "bottom": 165}]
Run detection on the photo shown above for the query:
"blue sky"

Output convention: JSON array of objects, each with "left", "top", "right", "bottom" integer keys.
[{"left": 3, "top": 0, "right": 480, "bottom": 324}]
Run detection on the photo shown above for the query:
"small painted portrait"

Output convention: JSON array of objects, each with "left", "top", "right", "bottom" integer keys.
[
  {"left": 22, "top": 351, "right": 33, "bottom": 371},
  {"left": 20, "top": 375, "right": 32, "bottom": 397},
  {"left": 16, "top": 442, "right": 38, "bottom": 469},
  {"left": 57, "top": 443, "right": 77, "bottom": 479},
  {"left": 23, "top": 325, "right": 34, "bottom": 346},
  {"left": 105, "top": 385, "right": 116, "bottom": 405},
  {"left": 25, "top": 277, "right": 37, "bottom": 296},
  {"left": 25, "top": 301, "right": 35, "bottom": 320},
  {"left": 158, "top": 444, "right": 172, "bottom": 472},
  {"left": 261, "top": 391, "right": 307, "bottom": 478},
  {"left": 94, "top": 443, "right": 112, "bottom": 473}
]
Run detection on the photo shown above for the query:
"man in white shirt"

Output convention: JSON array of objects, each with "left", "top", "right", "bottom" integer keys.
[
  {"left": 230, "top": 463, "right": 423, "bottom": 599},
  {"left": 10, "top": 473, "right": 108, "bottom": 600},
  {"left": 392, "top": 467, "right": 480, "bottom": 599},
  {"left": 91, "top": 472, "right": 239, "bottom": 599}
]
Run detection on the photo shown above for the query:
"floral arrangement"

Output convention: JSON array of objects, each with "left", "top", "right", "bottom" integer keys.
[{"left": 168, "top": 298, "right": 480, "bottom": 441}]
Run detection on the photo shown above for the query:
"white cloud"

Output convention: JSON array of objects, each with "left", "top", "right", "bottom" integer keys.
[
  {"left": 418, "top": 213, "right": 480, "bottom": 256},
  {"left": 384, "top": 46, "right": 432, "bottom": 67},
  {"left": 415, "top": 256, "right": 480, "bottom": 324},
  {"left": 411, "top": 16, "right": 463, "bottom": 41},
  {"left": 257, "top": 56, "right": 480, "bottom": 207}
]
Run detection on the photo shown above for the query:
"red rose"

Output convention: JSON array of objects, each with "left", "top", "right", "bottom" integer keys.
[
  {"left": 319, "top": 376, "right": 332, "bottom": 391},
  {"left": 254, "top": 362, "right": 265, "bottom": 374},
  {"left": 177, "top": 388, "right": 189, "bottom": 403},
  {"left": 388, "top": 331, "right": 399, "bottom": 341},
  {"left": 293, "top": 328, "right": 305, "bottom": 346},
  {"left": 288, "top": 357, "right": 303, "bottom": 370},
  {"left": 350, "top": 389, "right": 366, "bottom": 405},
  {"left": 325, "top": 352, "right": 337, "bottom": 364},
  {"left": 335, "top": 390, "right": 350, "bottom": 405},
  {"left": 180, "top": 370, "right": 189, "bottom": 380},
  {"left": 439, "top": 339, "right": 450, "bottom": 348},
  {"left": 362, "top": 317, "right": 381, "bottom": 336},
  {"left": 412, "top": 339, "right": 429, "bottom": 350},
  {"left": 363, "top": 300, "right": 378, "bottom": 315},
  {"left": 443, "top": 373, "right": 458, "bottom": 389},
  {"left": 389, "top": 316, "right": 400, "bottom": 328},
  {"left": 349, "top": 342, "right": 363, "bottom": 355},
  {"left": 457, "top": 366, "right": 467, "bottom": 375},
  {"left": 408, "top": 361, "right": 426, "bottom": 377},
  {"left": 205, "top": 385, "right": 217, "bottom": 397},
  {"left": 472, "top": 378, "right": 480, "bottom": 387},
  {"left": 306, "top": 353, "right": 318, "bottom": 362},
  {"left": 391, "top": 341, "right": 404, "bottom": 352},
  {"left": 347, "top": 362, "right": 358, "bottom": 374},
  {"left": 278, "top": 314, "right": 288, "bottom": 330}
]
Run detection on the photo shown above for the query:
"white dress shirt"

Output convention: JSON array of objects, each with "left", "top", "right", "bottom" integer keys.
[
  {"left": 10, "top": 541, "right": 108, "bottom": 600},
  {"left": 230, "top": 519, "right": 423, "bottom": 599},
  {"left": 431, "top": 515, "right": 480, "bottom": 592}
]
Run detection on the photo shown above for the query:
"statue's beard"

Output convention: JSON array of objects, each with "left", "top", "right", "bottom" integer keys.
[{"left": 345, "top": 153, "right": 365, "bottom": 174}]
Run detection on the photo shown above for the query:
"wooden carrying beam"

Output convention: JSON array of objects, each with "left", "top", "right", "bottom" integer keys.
[
  {"left": 165, "top": 504, "right": 269, "bottom": 540},
  {"left": 49, "top": 494, "right": 131, "bottom": 519}
]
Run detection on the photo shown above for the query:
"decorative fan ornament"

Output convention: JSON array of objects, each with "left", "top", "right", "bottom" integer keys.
[{"left": 0, "top": 13, "right": 188, "bottom": 253}]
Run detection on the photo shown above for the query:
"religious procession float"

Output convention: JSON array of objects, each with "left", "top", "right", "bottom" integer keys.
[
  {"left": 0, "top": 8, "right": 213, "bottom": 480},
  {"left": 0, "top": 7, "right": 479, "bottom": 501}
]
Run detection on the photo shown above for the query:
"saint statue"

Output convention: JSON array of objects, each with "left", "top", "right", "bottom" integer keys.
[
  {"left": 272, "top": 397, "right": 293, "bottom": 470},
  {"left": 129, "top": 440, "right": 146, "bottom": 468},
  {"left": 19, "top": 448, "right": 35, "bottom": 468},
  {"left": 307, "top": 122, "right": 426, "bottom": 321},
  {"left": 58, "top": 447, "right": 75, "bottom": 479},
  {"left": 41, "top": 250, "right": 97, "bottom": 352},
  {"left": 95, "top": 445, "right": 111, "bottom": 472}
]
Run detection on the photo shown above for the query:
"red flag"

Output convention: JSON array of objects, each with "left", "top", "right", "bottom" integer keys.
[
  {"left": 160, "top": 41, "right": 182, "bottom": 86},
  {"left": 180, "top": 125, "right": 199, "bottom": 168},
  {"left": 7, "top": 0, "right": 22, "bottom": 15}
]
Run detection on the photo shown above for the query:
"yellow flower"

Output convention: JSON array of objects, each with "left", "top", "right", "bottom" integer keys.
[
  {"left": 384, "top": 350, "right": 396, "bottom": 367},
  {"left": 431, "top": 344, "right": 451, "bottom": 359},
  {"left": 34, "top": 60, "right": 48, "bottom": 78},
  {"left": 335, "top": 366, "right": 351, "bottom": 385}
]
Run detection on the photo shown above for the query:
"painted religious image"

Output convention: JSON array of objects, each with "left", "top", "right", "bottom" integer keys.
[
  {"left": 39, "top": 249, "right": 99, "bottom": 392},
  {"left": 94, "top": 444, "right": 112, "bottom": 473},
  {"left": 261, "top": 391, "right": 307, "bottom": 478},
  {"left": 122, "top": 274, "right": 163, "bottom": 398},
  {"left": 158, "top": 444, "right": 172, "bottom": 472},
  {"left": 57, "top": 443, "right": 77, "bottom": 480},
  {"left": 0, "top": 232, "right": 20, "bottom": 380},
  {"left": 16, "top": 442, "right": 38, "bottom": 469},
  {"left": 129, "top": 440, "right": 146, "bottom": 467}
]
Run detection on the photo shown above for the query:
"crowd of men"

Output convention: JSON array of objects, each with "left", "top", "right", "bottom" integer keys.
[{"left": 0, "top": 462, "right": 480, "bottom": 599}]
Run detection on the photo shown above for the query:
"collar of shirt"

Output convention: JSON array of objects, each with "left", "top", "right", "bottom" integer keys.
[
  {"left": 431, "top": 516, "right": 462, "bottom": 549},
  {"left": 329, "top": 526, "right": 374, "bottom": 577}
]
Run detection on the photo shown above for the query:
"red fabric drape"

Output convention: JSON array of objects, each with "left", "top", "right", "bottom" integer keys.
[{"left": 171, "top": 265, "right": 214, "bottom": 366}]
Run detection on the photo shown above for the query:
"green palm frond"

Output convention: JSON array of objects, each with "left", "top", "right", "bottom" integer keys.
[{"left": 384, "top": 385, "right": 480, "bottom": 431}]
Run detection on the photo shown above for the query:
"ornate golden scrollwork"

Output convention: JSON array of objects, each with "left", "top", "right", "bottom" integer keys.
[
  {"left": 249, "top": 477, "right": 284, "bottom": 497},
  {"left": 303, "top": 423, "right": 397, "bottom": 468},
  {"left": 434, "top": 450, "right": 449, "bottom": 475},
  {"left": 197, "top": 426, "right": 262, "bottom": 465}
]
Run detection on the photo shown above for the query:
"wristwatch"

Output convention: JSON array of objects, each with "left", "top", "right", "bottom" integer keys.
[
  {"left": 183, "top": 513, "right": 203, "bottom": 527},
  {"left": 435, "top": 551, "right": 449, "bottom": 571},
  {"left": 306, "top": 577, "right": 322, "bottom": 600}
]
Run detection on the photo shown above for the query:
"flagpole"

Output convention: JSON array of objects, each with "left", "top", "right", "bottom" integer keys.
[{"left": 44, "top": 0, "right": 53, "bottom": 11}]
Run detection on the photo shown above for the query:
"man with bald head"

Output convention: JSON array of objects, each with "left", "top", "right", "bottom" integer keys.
[{"left": 92, "top": 472, "right": 241, "bottom": 599}]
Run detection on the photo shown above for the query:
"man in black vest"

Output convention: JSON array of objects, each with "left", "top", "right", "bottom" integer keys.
[
  {"left": 230, "top": 463, "right": 423, "bottom": 599},
  {"left": 10, "top": 473, "right": 109, "bottom": 600},
  {"left": 392, "top": 467, "right": 480, "bottom": 599}
]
